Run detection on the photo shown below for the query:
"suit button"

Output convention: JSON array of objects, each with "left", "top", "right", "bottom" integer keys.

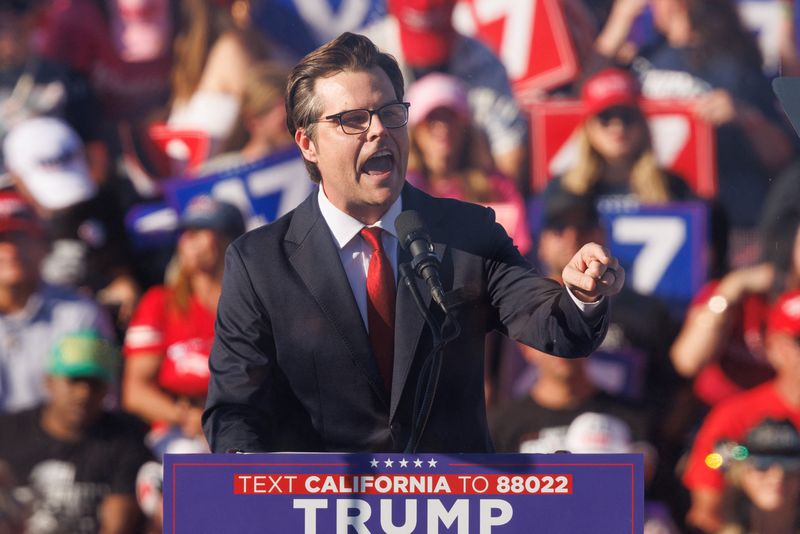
[{"left": 390, "top": 422, "right": 401, "bottom": 434}]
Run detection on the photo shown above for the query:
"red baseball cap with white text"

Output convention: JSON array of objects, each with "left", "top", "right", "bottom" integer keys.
[{"left": 580, "top": 69, "right": 641, "bottom": 117}]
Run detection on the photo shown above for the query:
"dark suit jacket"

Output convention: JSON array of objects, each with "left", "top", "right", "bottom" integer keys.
[{"left": 203, "top": 183, "right": 608, "bottom": 453}]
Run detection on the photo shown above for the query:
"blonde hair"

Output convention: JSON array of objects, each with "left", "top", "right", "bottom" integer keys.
[
  {"left": 163, "top": 232, "right": 231, "bottom": 313},
  {"left": 163, "top": 255, "right": 193, "bottom": 313},
  {"left": 560, "top": 124, "right": 672, "bottom": 204}
]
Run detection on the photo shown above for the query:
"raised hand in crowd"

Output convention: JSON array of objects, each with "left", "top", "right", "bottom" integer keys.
[{"left": 671, "top": 262, "right": 775, "bottom": 379}]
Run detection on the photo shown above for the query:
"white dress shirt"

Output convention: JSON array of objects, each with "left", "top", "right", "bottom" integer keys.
[{"left": 317, "top": 187, "right": 601, "bottom": 331}]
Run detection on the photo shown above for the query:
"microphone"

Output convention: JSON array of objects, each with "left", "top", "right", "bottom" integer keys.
[{"left": 395, "top": 210, "right": 448, "bottom": 313}]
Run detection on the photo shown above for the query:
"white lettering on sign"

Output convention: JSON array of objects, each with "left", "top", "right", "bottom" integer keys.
[
  {"left": 428, "top": 499, "right": 470, "bottom": 533},
  {"left": 380, "top": 500, "right": 417, "bottom": 534},
  {"left": 248, "top": 157, "right": 311, "bottom": 221},
  {"left": 465, "top": 0, "right": 534, "bottom": 79},
  {"left": 292, "top": 0, "right": 370, "bottom": 43},
  {"left": 292, "top": 498, "right": 515, "bottom": 533},
  {"left": 337, "top": 499, "right": 372, "bottom": 534},
  {"left": 613, "top": 216, "right": 686, "bottom": 294},
  {"left": 738, "top": 1, "right": 782, "bottom": 73},
  {"left": 293, "top": 499, "right": 328, "bottom": 534},
  {"left": 649, "top": 115, "right": 690, "bottom": 169},
  {"left": 480, "top": 499, "right": 514, "bottom": 534}
]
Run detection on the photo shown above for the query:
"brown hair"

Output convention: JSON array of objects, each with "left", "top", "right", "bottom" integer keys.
[
  {"left": 561, "top": 116, "right": 672, "bottom": 203},
  {"left": 285, "top": 32, "right": 405, "bottom": 183},
  {"left": 685, "top": 0, "right": 763, "bottom": 71},
  {"left": 408, "top": 124, "right": 497, "bottom": 203}
]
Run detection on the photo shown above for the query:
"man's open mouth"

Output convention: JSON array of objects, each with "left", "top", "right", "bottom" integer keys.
[{"left": 361, "top": 150, "right": 394, "bottom": 175}]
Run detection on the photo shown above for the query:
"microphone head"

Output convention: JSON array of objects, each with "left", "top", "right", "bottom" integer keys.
[{"left": 395, "top": 210, "right": 428, "bottom": 250}]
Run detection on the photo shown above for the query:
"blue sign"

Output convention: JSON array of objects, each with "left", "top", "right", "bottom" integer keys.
[
  {"left": 126, "top": 149, "right": 313, "bottom": 249},
  {"left": 528, "top": 199, "right": 708, "bottom": 305},
  {"left": 598, "top": 201, "right": 708, "bottom": 304},
  {"left": 253, "top": 0, "right": 386, "bottom": 58},
  {"left": 164, "top": 453, "right": 644, "bottom": 533}
]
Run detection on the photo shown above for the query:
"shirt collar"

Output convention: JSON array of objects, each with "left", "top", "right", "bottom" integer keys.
[{"left": 317, "top": 186, "right": 403, "bottom": 249}]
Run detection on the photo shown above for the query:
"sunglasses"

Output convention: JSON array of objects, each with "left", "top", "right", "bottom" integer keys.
[{"left": 594, "top": 107, "right": 641, "bottom": 127}]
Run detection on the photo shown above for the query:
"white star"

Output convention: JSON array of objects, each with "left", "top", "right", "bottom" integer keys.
[
  {"left": 384, "top": 458, "right": 394, "bottom": 468},
  {"left": 399, "top": 458, "right": 409, "bottom": 468},
  {"left": 369, "top": 459, "right": 379, "bottom": 468},
  {"left": 427, "top": 458, "right": 438, "bottom": 468},
  {"left": 413, "top": 458, "right": 423, "bottom": 468}
]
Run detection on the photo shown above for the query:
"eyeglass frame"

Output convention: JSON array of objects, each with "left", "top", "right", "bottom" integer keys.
[{"left": 313, "top": 102, "right": 411, "bottom": 135}]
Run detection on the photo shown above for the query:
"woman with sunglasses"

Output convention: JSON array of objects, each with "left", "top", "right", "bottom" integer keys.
[{"left": 544, "top": 68, "right": 693, "bottom": 207}]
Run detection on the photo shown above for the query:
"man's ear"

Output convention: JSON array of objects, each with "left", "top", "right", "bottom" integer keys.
[{"left": 295, "top": 128, "right": 319, "bottom": 164}]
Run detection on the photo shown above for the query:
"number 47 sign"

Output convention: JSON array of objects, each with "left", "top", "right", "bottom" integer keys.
[
  {"left": 529, "top": 199, "right": 708, "bottom": 304},
  {"left": 599, "top": 201, "right": 708, "bottom": 304}
]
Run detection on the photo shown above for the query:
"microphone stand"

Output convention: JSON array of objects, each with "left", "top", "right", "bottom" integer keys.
[{"left": 399, "top": 262, "right": 461, "bottom": 454}]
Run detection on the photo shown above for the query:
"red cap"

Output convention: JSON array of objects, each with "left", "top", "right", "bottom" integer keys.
[
  {"left": 389, "top": 0, "right": 457, "bottom": 67},
  {"left": 768, "top": 290, "right": 800, "bottom": 336},
  {"left": 580, "top": 69, "right": 640, "bottom": 117},
  {"left": 0, "top": 192, "right": 43, "bottom": 235}
]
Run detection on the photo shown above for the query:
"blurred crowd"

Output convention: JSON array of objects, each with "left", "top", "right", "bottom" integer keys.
[{"left": 0, "top": 0, "right": 799, "bottom": 532}]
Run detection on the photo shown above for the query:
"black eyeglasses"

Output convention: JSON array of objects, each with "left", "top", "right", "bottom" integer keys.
[
  {"left": 595, "top": 107, "right": 641, "bottom": 127},
  {"left": 315, "top": 102, "right": 411, "bottom": 135}
]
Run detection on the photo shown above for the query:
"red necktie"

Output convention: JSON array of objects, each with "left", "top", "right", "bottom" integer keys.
[{"left": 360, "top": 227, "right": 395, "bottom": 392}]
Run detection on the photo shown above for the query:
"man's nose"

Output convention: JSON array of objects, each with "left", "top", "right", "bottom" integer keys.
[{"left": 366, "top": 112, "right": 388, "bottom": 139}]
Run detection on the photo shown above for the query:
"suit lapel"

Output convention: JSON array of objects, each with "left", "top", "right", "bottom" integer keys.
[
  {"left": 286, "top": 193, "right": 389, "bottom": 407},
  {"left": 390, "top": 185, "right": 450, "bottom": 419}
]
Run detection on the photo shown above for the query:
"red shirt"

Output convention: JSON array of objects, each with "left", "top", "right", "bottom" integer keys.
[
  {"left": 683, "top": 381, "right": 800, "bottom": 492},
  {"left": 124, "top": 286, "right": 214, "bottom": 398},
  {"left": 690, "top": 280, "right": 774, "bottom": 406}
]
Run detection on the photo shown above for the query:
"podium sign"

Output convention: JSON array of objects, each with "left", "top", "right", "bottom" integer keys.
[{"left": 164, "top": 453, "right": 643, "bottom": 533}]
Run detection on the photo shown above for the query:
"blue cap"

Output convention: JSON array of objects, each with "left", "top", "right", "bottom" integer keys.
[{"left": 179, "top": 196, "right": 246, "bottom": 240}]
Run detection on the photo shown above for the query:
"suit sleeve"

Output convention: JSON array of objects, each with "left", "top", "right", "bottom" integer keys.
[
  {"left": 203, "top": 243, "right": 275, "bottom": 452},
  {"left": 481, "top": 206, "right": 608, "bottom": 357}
]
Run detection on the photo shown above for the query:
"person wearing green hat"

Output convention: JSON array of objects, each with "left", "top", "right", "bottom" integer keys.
[{"left": 0, "top": 330, "right": 151, "bottom": 534}]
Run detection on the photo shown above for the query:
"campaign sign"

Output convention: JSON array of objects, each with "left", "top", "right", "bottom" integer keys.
[
  {"left": 737, "top": 0, "right": 787, "bottom": 76},
  {"left": 164, "top": 453, "right": 643, "bottom": 533},
  {"left": 253, "top": 0, "right": 385, "bottom": 57},
  {"left": 528, "top": 199, "right": 708, "bottom": 304},
  {"left": 125, "top": 149, "right": 313, "bottom": 249},
  {"left": 598, "top": 201, "right": 708, "bottom": 303},
  {"left": 529, "top": 99, "right": 717, "bottom": 198},
  {"left": 453, "top": 0, "right": 579, "bottom": 94}
]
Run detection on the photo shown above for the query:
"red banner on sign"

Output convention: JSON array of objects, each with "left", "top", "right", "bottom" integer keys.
[
  {"left": 455, "top": 0, "right": 579, "bottom": 94},
  {"left": 529, "top": 99, "right": 717, "bottom": 198}
]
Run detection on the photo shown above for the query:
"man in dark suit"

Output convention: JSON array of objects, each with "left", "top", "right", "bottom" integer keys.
[{"left": 202, "top": 32, "right": 625, "bottom": 453}]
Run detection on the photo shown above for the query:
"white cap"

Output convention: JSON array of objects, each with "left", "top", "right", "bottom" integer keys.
[
  {"left": 564, "top": 412, "right": 632, "bottom": 454},
  {"left": 3, "top": 117, "right": 96, "bottom": 210}
]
